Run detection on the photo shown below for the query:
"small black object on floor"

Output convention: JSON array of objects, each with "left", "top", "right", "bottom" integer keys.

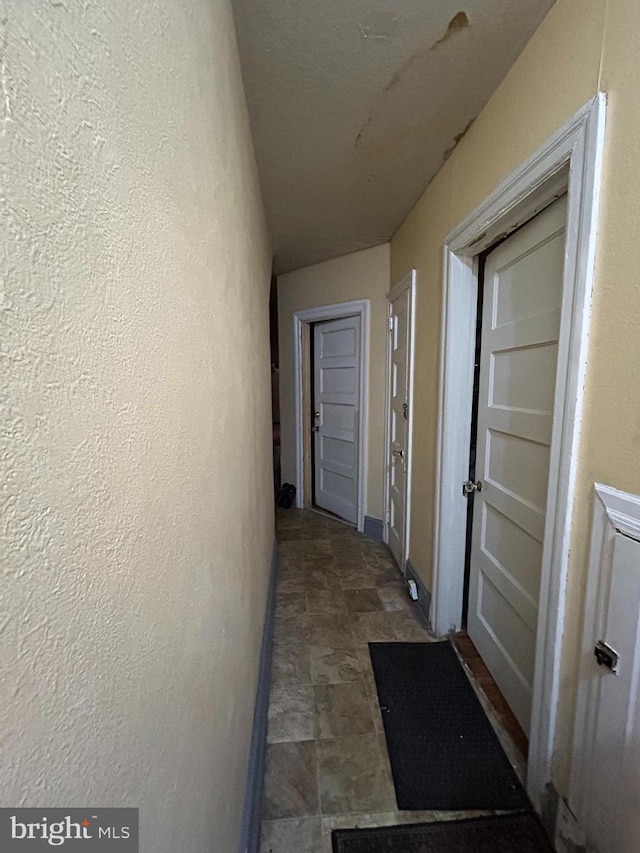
[
  {"left": 331, "top": 813, "right": 555, "bottom": 853},
  {"left": 368, "top": 641, "right": 530, "bottom": 811},
  {"left": 276, "top": 482, "right": 296, "bottom": 508}
]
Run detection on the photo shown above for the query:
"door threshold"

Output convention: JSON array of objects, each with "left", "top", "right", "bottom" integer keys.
[
  {"left": 308, "top": 505, "right": 356, "bottom": 528},
  {"left": 451, "top": 633, "right": 528, "bottom": 783}
]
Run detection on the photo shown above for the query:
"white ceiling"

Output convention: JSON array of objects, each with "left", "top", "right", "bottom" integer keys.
[{"left": 232, "top": 0, "right": 555, "bottom": 274}]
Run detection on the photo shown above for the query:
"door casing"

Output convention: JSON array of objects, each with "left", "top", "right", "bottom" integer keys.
[
  {"left": 293, "top": 300, "right": 369, "bottom": 532},
  {"left": 383, "top": 270, "right": 416, "bottom": 571},
  {"left": 431, "top": 95, "right": 606, "bottom": 809}
]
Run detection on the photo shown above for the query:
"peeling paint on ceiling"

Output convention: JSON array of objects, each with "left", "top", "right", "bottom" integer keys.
[
  {"left": 433, "top": 10, "right": 470, "bottom": 48},
  {"left": 231, "top": 0, "right": 555, "bottom": 273}
]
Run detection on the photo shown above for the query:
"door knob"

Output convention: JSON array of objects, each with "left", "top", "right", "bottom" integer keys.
[
  {"left": 462, "top": 480, "right": 482, "bottom": 496},
  {"left": 392, "top": 449, "right": 405, "bottom": 459}
]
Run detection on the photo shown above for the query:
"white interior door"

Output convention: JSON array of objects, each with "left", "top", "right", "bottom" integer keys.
[
  {"left": 386, "top": 282, "right": 412, "bottom": 568},
  {"left": 313, "top": 316, "right": 360, "bottom": 524},
  {"left": 467, "top": 195, "right": 567, "bottom": 735}
]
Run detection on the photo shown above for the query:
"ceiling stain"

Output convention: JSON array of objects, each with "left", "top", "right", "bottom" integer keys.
[
  {"left": 383, "top": 11, "right": 470, "bottom": 94},
  {"left": 383, "top": 43, "right": 424, "bottom": 93},
  {"left": 231, "top": 0, "right": 556, "bottom": 271},
  {"left": 433, "top": 11, "right": 470, "bottom": 48},
  {"left": 354, "top": 115, "right": 373, "bottom": 148},
  {"left": 384, "top": 67, "right": 404, "bottom": 93},
  {"left": 442, "top": 116, "right": 476, "bottom": 161}
]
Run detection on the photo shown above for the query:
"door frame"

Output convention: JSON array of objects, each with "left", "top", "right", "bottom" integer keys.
[
  {"left": 431, "top": 95, "right": 606, "bottom": 807},
  {"left": 293, "top": 299, "right": 370, "bottom": 532},
  {"left": 383, "top": 270, "right": 417, "bottom": 571}
]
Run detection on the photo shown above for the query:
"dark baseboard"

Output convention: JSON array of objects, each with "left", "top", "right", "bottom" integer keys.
[
  {"left": 539, "top": 781, "right": 560, "bottom": 842},
  {"left": 363, "top": 516, "right": 384, "bottom": 541},
  {"left": 405, "top": 559, "right": 432, "bottom": 629},
  {"left": 238, "top": 542, "right": 278, "bottom": 853}
]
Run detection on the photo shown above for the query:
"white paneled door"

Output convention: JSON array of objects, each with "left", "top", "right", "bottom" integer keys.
[
  {"left": 313, "top": 315, "right": 360, "bottom": 524},
  {"left": 386, "top": 280, "right": 412, "bottom": 569},
  {"left": 467, "top": 196, "right": 567, "bottom": 735}
]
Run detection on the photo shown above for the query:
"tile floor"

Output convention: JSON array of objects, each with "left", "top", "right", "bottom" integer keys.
[{"left": 260, "top": 509, "right": 522, "bottom": 853}]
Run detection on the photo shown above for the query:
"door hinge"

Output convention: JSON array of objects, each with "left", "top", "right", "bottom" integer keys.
[
  {"left": 403, "top": 402, "right": 408, "bottom": 420},
  {"left": 388, "top": 316, "right": 393, "bottom": 332}
]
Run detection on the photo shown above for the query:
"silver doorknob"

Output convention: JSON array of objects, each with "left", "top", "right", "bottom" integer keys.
[
  {"left": 462, "top": 480, "right": 482, "bottom": 496},
  {"left": 392, "top": 449, "right": 405, "bottom": 459}
]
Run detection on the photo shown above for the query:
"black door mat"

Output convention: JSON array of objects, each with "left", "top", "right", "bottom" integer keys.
[
  {"left": 369, "top": 641, "right": 530, "bottom": 811},
  {"left": 332, "top": 813, "right": 555, "bottom": 853}
]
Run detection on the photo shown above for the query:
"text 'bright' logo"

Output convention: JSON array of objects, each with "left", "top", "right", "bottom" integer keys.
[{"left": 11, "top": 816, "right": 93, "bottom": 846}]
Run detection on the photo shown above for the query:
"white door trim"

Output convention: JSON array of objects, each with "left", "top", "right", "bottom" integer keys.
[
  {"left": 569, "top": 483, "right": 640, "bottom": 827},
  {"left": 293, "top": 299, "right": 370, "bottom": 532},
  {"left": 383, "top": 270, "right": 417, "bottom": 571},
  {"left": 431, "top": 94, "right": 606, "bottom": 808}
]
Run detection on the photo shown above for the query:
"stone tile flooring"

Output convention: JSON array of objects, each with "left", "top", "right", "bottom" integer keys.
[{"left": 260, "top": 509, "right": 520, "bottom": 852}]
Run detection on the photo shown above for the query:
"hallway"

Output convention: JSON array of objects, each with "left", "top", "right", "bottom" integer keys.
[
  {"left": 5, "top": 3, "right": 640, "bottom": 850},
  {"left": 261, "top": 510, "right": 524, "bottom": 852}
]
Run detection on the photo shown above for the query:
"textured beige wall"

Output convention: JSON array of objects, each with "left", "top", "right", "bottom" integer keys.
[
  {"left": 563, "top": 0, "right": 640, "bottom": 788},
  {"left": 0, "top": 2, "right": 273, "bottom": 851},
  {"left": 391, "top": 0, "right": 640, "bottom": 798},
  {"left": 278, "top": 244, "right": 390, "bottom": 520}
]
